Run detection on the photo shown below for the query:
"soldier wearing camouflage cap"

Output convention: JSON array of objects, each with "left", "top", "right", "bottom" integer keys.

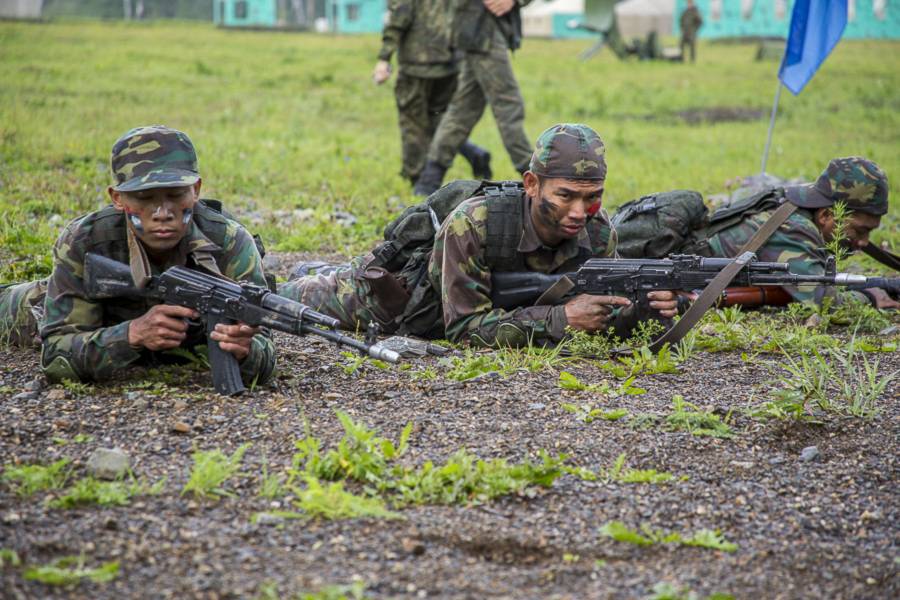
[
  {"left": 0, "top": 125, "right": 277, "bottom": 384},
  {"left": 279, "top": 123, "right": 678, "bottom": 346},
  {"left": 706, "top": 156, "right": 896, "bottom": 308}
]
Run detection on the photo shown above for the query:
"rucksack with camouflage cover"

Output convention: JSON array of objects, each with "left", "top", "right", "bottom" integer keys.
[{"left": 368, "top": 179, "right": 527, "bottom": 337}]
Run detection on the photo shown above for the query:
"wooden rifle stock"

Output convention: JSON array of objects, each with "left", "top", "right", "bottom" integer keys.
[{"left": 679, "top": 286, "right": 794, "bottom": 308}]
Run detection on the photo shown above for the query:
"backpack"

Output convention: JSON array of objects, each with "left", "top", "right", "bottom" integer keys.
[
  {"left": 610, "top": 190, "right": 709, "bottom": 258},
  {"left": 369, "top": 180, "right": 525, "bottom": 337}
]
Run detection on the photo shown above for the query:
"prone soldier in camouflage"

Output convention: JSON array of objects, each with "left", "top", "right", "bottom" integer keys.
[
  {"left": 679, "top": 0, "right": 703, "bottom": 63},
  {"left": 374, "top": 0, "right": 492, "bottom": 185},
  {"left": 413, "top": 0, "right": 535, "bottom": 196},
  {"left": 708, "top": 156, "right": 898, "bottom": 309},
  {"left": 0, "top": 126, "right": 277, "bottom": 384},
  {"left": 279, "top": 124, "right": 678, "bottom": 346}
]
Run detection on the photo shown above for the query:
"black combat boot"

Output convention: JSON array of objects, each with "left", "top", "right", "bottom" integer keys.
[
  {"left": 459, "top": 141, "right": 492, "bottom": 180},
  {"left": 413, "top": 160, "right": 448, "bottom": 197}
]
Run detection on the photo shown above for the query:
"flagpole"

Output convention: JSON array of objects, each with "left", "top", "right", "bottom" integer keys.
[{"left": 760, "top": 81, "right": 783, "bottom": 175}]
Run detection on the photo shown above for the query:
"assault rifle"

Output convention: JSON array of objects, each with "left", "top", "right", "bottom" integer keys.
[
  {"left": 83, "top": 253, "right": 399, "bottom": 396},
  {"left": 490, "top": 254, "right": 870, "bottom": 311}
]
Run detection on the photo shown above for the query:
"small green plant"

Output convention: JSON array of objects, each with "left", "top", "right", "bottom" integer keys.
[
  {"left": 2, "top": 458, "right": 71, "bottom": 497},
  {"left": 60, "top": 379, "right": 93, "bottom": 396},
  {"left": 561, "top": 402, "right": 630, "bottom": 423},
  {"left": 599, "top": 521, "right": 737, "bottom": 553},
  {"left": 23, "top": 554, "right": 120, "bottom": 586},
  {"left": 339, "top": 351, "right": 369, "bottom": 376},
  {"left": 182, "top": 443, "right": 251, "bottom": 499},
  {"left": 618, "top": 344, "right": 679, "bottom": 376},
  {"left": 747, "top": 390, "right": 816, "bottom": 422},
  {"left": 410, "top": 366, "right": 437, "bottom": 381},
  {"left": 665, "top": 395, "right": 734, "bottom": 438},
  {"left": 646, "top": 581, "right": 735, "bottom": 600},
  {"left": 0, "top": 548, "right": 21, "bottom": 568},
  {"left": 558, "top": 371, "right": 608, "bottom": 393},
  {"left": 673, "top": 330, "right": 699, "bottom": 363},
  {"left": 50, "top": 476, "right": 164, "bottom": 509},
  {"left": 258, "top": 579, "right": 369, "bottom": 600},
  {"left": 258, "top": 459, "right": 286, "bottom": 499},
  {"left": 444, "top": 350, "right": 503, "bottom": 381},
  {"left": 52, "top": 433, "right": 95, "bottom": 446},
  {"left": 291, "top": 475, "right": 401, "bottom": 520},
  {"left": 607, "top": 453, "right": 676, "bottom": 484}
]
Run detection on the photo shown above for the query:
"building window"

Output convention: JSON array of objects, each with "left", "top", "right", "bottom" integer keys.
[
  {"left": 710, "top": 0, "right": 722, "bottom": 21},
  {"left": 774, "top": 0, "right": 786, "bottom": 20},
  {"left": 849, "top": 0, "right": 856, "bottom": 21},
  {"left": 874, "top": 0, "right": 886, "bottom": 20},
  {"left": 741, "top": 0, "right": 754, "bottom": 20},
  {"left": 346, "top": 3, "right": 359, "bottom": 21},
  {"left": 235, "top": 1, "right": 248, "bottom": 19}
]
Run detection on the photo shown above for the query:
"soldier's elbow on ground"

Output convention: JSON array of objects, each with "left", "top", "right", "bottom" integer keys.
[{"left": 40, "top": 350, "right": 84, "bottom": 384}]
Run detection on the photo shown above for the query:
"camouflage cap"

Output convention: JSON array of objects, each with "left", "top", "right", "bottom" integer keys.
[
  {"left": 785, "top": 157, "right": 888, "bottom": 216},
  {"left": 110, "top": 125, "right": 200, "bottom": 192},
  {"left": 529, "top": 123, "right": 607, "bottom": 180}
]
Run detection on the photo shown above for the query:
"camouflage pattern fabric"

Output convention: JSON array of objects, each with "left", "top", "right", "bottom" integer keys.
[
  {"left": 427, "top": 195, "right": 617, "bottom": 346},
  {"left": 426, "top": 27, "right": 532, "bottom": 172},
  {"left": 529, "top": 123, "right": 607, "bottom": 180},
  {"left": 786, "top": 156, "right": 889, "bottom": 215},
  {"left": 377, "top": 0, "right": 457, "bottom": 79},
  {"left": 679, "top": 5, "right": 702, "bottom": 61},
  {"left": 0, "top": 279, "right": 48, "bottom": 348},
  {"left": 707, "top": 207, "right": 869, "bottom": 305},
  {"left": 31, "top": 204, "right": 276, "bottom": 384},
  {"left": 111, "top": 125, "right": 200, "bottom": 192},
  {"left": 395, "top": 72, "right": 459, "bottom": 182}
]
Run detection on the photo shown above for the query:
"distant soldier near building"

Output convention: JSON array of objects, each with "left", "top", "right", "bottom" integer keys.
[
  {"left": 413, "top": 0, "right": 535, "bottom": 196},
  {"left": 374, "top": 0, "right": 492, "bottom": 186},
  {"left": 679, "top": 0, "right": 703, "bottom": 63}
]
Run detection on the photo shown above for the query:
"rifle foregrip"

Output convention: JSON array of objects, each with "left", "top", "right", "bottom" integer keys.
[{"left": 207, "top": 315, "right": 246, "bottom": 397}]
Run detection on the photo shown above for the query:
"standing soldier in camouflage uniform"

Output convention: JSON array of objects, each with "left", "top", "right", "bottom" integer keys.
[
  {"left": 413, "top": 0, "right": 535, "bottom": 196},
  {"left": 0, "top": 126, "right": 277, "bottom": 385},
  {"left": 279, "top": 124, "right": 678, "bottom": 346},
  {"left": 679, "top": 0, "right": 703, "bottom": 63},
  {"left": 374, "top": 0, "right": 492, "bottom": 186},
  {"left": 706, "top": 157, "right": 897, "bottom": 308}
]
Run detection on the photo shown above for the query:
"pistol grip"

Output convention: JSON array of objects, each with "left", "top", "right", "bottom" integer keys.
[{"left": 207, "top": 315, "right": 245, "bottom": 397}]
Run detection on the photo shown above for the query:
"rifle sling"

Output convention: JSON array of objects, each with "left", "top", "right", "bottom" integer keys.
[
  {"left": 862, "top": 243, "right": 900, "bottom": 272},
  {"left": 645, "top": 201, "right": 798, "bottom": 353}
]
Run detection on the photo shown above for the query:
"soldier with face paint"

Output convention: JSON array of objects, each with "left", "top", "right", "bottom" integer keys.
[{"left": 0, "top": 126, "right": 276, "bottom": 385}]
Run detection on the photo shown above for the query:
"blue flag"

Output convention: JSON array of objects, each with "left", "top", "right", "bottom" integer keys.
[{"left": 779, "top": 0, "right": 848, "bottom": 95}]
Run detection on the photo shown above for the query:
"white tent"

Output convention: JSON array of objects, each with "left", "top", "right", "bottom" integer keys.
[
  {"left": 0, "top": 0, "right": 43, "bottom": 19},
  {"left": 616, "top": 0, "right": 674, "bottom": 38},
  {"left": 523, "top": 0, "right": 675, "bottom": 39}
]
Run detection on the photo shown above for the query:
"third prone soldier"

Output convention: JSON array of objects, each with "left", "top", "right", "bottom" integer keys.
[
  {"left": 279, "top": 123, "right": 677, "bottom": 346},
  {"left": 413, "top": 0, "right": 535, "bottom": 196},
  {"left": 374, "top": 0, "right": 492, "bottom": 186}
]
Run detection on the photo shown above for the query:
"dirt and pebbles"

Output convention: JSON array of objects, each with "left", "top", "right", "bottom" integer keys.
[{"left": 0, "top": 273, "right": 897, "bottom": 599}]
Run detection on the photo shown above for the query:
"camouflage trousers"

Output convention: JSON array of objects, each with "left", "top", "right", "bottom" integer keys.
[
  {"left": 680, "top": 35, "right": 697, "bottom": 62},
  {"left": 427, "top": 28, "right": 532, "bottom": 173},
  {"left": 395, "top": 72, "right": 459, "bottom": 182},
  {"left": 0, "top": 279, "right": 48, "bottom": 348},
  {"left": 276, "top": 253, "right": 401, "bottom": 335}
]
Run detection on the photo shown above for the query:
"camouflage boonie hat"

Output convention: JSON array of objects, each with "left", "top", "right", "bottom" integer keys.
[
  {"left": 110, "top": 125, "right": 200, "bottom": 192},
  {"left": 529, "top": 123, "right": 607, "bottom": 180},
  {"left": 785, "top": 157, "right": 888, "bottom": 216}
]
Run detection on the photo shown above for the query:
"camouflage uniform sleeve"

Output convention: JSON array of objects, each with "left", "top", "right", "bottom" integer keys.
[
  {"left": 432, "top": 207, "right": 569, "bottom": 347},
  {"left": 377, "top": 0, "right": 414, "bottom": 62},
  {"left": 40, "top": 222, "right": 143, "bottom": 383},
  {"left": 219, "top": 221, "right": 277, "bottom": 386}
]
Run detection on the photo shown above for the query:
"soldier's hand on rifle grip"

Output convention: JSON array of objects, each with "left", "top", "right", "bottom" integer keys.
[
  {"left": 564, "top": 294, "right": 632, "bottom": 333},
  {"left": 863, "top": 287, "right": 900, "bottom": 310},
  {"left": 209, "top": 323, "right": 259, "bottom": 361},
  {"left": 127, "top": 304, "right": 198, "bottom": 351},
  {"left": 646, "top": 290, "right": 679, "bottom": 319},
  {"left": 483, "top": 0, "right": 515, "bottom": 17}
]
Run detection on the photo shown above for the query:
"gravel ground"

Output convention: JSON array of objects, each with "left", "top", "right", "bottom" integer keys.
[{"left": 1, "top": 259, "right": 898, "bottom": 599}]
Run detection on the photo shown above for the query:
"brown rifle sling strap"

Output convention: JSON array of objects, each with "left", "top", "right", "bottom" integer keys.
[
  {"left": 646, "top": 201, "right": 798, "bottom": 353},
  {"left": 862, "top": 243, "right": 900, "bottom": 272}
]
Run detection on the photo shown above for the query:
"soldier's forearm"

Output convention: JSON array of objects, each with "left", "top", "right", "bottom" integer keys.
[
  {"left": 447, "top": 305, "right": 562, "bottom": 347},
  {"left": 41, "top": 322, "right": 142, "bottom": 382}
]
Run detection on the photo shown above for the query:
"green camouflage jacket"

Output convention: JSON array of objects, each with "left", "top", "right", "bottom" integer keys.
[
  {"left": 679, "top": 6, "right": 703, "bottom": 39},
  {"left": 40, "top": 203, "right": 276, "bottom": 384},
  {"left": 707, "top": 208, "right": 869, "bottom": 305},
  {"left": 378, "top": 0, "right": 457, "bottom": 78},
  {"left": 427, "top": 195, "right": 617, "bottom": 346}
]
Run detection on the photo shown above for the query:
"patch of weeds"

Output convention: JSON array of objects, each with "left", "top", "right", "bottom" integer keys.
[
  {"left": 747, "top": 390, "right": 817, "bottom": 423},
  {"left": 695, "top": 306, "right": 752, "bottom": 353},
  {"left": 493, "top": 341, "right": 571, "bottom": 374},
  {"left": 182, "top": 443, "right": 251, "bottom": 499},
  {"left": 618, "top": 344, "right": 679, "bottom": 376},
  {"left": 561, "top": 401, "right": 630, "bottom": 423},
  {"left": 258, "top": 579, "right": 369, "bottom": 600},
  {"left": 775, "top": 333, "right": 897, "bottom": 418},
  {"left": 664, "top": 395, "right": 734, "bottom": 438},
  {"left": 410, "top": 366, "right": 437, "bottom": 381},
  {"left": 339, "top": 351, "right": 369, "bottom": 376},
  {"left": 0, "top": 548, "right": 21, "bottom": 568},
  {"left": 23, "top": 554, "right": 119, "bottom": 586},
  {"left": 558, "top": 371, "right": 607, "bottom": 392},
  {"left": 564, "top": 454, "right": 677, "bottom": 484},
  {"left": 599, "top": 521, "right": 737, "bottom": 552},
  {"left": 60, "top": 379, "right": 93, "bottom": 396},
  {"left": 258, "top": 459, "right": 286, "bottom": 499},
  {"left": 52, "top": 433, "right": 94, "bottom": 446},
  {"left": 290, "top": 475, "right": 401, "bottom": 520},
  {"left": 646, "top": 581, "right": 735, "bottom": 600},
  {"left": 2, "top": 458, "right": 71, "bottom": 497},
  {"left": 164, "top": 346, "right": 210, "bottom": 370},
  {"left": 50, "top": 475, "right": 164, "bottom": 509},
  {"left": 673, "top": 330, "right": 699, "bottom": 363},
  {"left": 389, "top": 449, "right": 564, "bottom": 507},
  {"left": 444, "top": 350, "right": 503, "bottom": 381}
]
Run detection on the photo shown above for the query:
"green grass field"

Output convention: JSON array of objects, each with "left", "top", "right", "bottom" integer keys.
[{"left": 1, "top": 20, "right": 898, "bottom": 281}]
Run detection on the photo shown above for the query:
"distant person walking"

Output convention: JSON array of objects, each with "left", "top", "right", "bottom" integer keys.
[
  {"left": 679, "top": 0, "right": 703, "bottom": 63},
  {"left": 374, "top": 0, "right": 492, "bottom": 187},
  {"left": 413, "top": 0, "right": 534, "bottom": 196}
]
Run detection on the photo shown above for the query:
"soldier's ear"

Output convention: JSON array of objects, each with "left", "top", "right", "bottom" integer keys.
[
  {"left": 191, "top": 179, "right": 202, "bottom": 200},
  {"left": 523, "top": 171, "right": 540, "bottom": 198},
  {"left": 109, "top": 186, "right": 125, "bottom": 211}
]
